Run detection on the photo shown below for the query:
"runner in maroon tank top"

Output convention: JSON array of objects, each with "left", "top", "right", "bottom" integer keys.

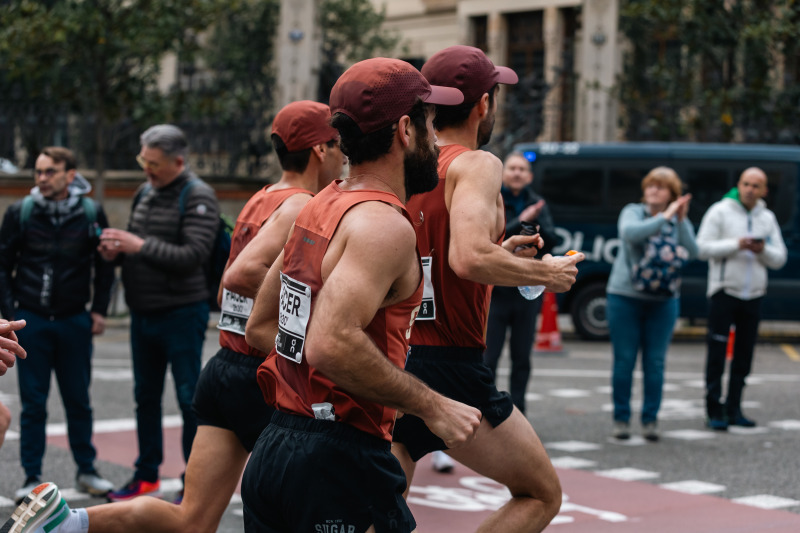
[
  {"left": 392, "top": 46, "right": 585, "bottom": 533},
  {"left": 241, "top": 58, "right": 482, "bottom": 533}
]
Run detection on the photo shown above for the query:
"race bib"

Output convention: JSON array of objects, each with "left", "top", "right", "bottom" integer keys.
[
  {"left": 217, "top": 289, "right": 254, "bottom": 335},
  {"left": 417, "top": 256, "right": 436, "bottom": 321},
  {"left": 276, "top": 272, "right": 312, "bottom": 363}
]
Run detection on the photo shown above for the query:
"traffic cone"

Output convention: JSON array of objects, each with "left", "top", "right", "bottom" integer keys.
[
  {"left": 534, "top": 291, "right": 564, "bottom": 354},
  {"left": 725, "top": 326, "right": 735, "bottom": 361}
]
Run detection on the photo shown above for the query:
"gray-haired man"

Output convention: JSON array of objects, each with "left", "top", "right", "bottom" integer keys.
[{"left": 98, "top": 125, "right": 220, "bottom": 501}]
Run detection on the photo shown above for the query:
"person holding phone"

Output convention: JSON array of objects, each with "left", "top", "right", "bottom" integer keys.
[{"left": 696, "top": 167, "right": 787, "bottom": 430}]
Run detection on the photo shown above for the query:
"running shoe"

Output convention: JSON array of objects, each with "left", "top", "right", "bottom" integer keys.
[
  {"left": 2, "top": 482, "right": 68, "bottom": 533},
  {"left": 431, "top": 450, "right": 455, "bottom": 473},
  {"left": 107, "top": 478, "right": 160, "bottom": 502},
  {"left": 75, "top": 471, "right": 113, "bottom": 496}
]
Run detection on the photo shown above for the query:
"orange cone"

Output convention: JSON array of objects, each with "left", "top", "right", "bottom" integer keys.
[
  {"left": 534, "top": 291, "right": 564, "bottom": 354},
  {"left": 725, "top": 326, "right": 735, "bottom": 361}
]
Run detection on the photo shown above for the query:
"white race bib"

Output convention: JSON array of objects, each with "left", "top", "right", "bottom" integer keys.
[
  {"left": 217, "top": 289, "right": 254, "bottom": 335},
  {"left": 276, "top": 272, "right": 312, "bottom": 363},
  {"left": 417, "top": 256, "right": 436, "bottom": 321}
]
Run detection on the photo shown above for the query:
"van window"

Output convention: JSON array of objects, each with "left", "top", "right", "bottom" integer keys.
[
  {"left": 607, "top": 166, "right": 653, "bottom": 213},
  {"left": 538, "top": 164, "right": 604, "bottom": 222},
  {"left": 682, "top": 166, "right": 731, "bottom": 223}
]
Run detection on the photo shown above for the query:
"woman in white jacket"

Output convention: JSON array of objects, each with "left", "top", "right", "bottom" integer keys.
[{"left": 696, "top": 167, "right": 787, "bottom": 430}]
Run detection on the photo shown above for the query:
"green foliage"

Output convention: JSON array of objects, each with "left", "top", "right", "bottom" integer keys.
[
  {"left": 618, "top": 0, "right": 800, "bottom": 143},
  {"left": 317, "top": 0, "right": 402, "bottom": 102}
]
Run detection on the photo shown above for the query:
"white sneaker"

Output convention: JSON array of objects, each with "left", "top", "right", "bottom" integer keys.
[
  {"left": 431, "top": 451, "right": 455, "bottom": 473},
  {"left": 76, "top": 472, "right": 114, "bottom": 496},
  {"left": 3, "top": 482, "right": 68, "bottom": 533}
]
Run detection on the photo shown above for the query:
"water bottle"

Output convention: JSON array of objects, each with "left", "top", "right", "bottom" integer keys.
[
  {"left": 515, "top": 221, "right": 545, "bottom": 300},
  {"left": 518, "top": 246, "right": 579, "bottom": 300}
]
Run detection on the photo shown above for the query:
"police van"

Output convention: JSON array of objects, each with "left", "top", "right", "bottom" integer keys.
[{"left": 512, "top": 142, "right": 800, "bottom": 340}]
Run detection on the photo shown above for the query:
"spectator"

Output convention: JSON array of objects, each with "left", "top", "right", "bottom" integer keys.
[
  {"left": 484, "top": 151, "right": 558, "bottom": 415},
  {"left": 98, "top": 125, "right": 220, "bottom": 501},
  {"left": 241, "top": 58, "right": 481, "bottom": 533},
  {"left": 606, "top": 167, "right": 697, "bottom": 441},
  {"left": 392, "top": 46, "right": 582, "bottom": 533},
  {"left": 696, "top": 167, "right": 787, "bottom": 430},
  {"left": 0, "top": 318, "right": 26, "bottom": 450},
  {"left": 0, "top": 147, "right": 115, "bottom": 500}
]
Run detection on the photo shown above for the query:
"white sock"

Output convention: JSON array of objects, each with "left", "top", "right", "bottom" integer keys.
[{"left": 42, "top": 507, "right": 89, "bottom": 533}]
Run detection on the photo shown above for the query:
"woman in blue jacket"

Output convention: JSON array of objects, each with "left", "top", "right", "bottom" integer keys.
[{"left": 606, "top": 167, "right": 698, "bottom": 442}]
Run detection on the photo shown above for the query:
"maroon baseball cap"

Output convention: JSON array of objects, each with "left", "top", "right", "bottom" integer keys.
[
  {"left": 329, "top": 57, "right": 464, "bottom": 134},
  {"left": 421, "top": 45, "right": 518, "bottom": 104},
  {"left": 271, "top": 100, "right": 339, "bottom": 152}
]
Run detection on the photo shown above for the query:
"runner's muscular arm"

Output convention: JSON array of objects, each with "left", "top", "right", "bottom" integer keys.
[
  {"left": 244, "top": 247, "right": 286, "bottom": 353},
  {"left": 223, "top": 193, "right": 312, "bottom": 299},
  {"left": 306, "top": 204, "right": 481, "bottom": 448},
  {"left": 446, "top": 150, "right": 583, "bottom": 292}
]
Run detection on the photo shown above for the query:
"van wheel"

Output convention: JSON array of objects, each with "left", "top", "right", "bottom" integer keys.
[{"left": 570, "top": 282, "right": 609, "bottom": 340}]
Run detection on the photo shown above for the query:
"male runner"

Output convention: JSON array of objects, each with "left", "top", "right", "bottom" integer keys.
[
  {"left": 3, "top": 100, "right": 344, "bottom": 533},
  {"left": 392, "top": 45, "right": 584, "bottom": 533},
  {"left": 241, "top": 57, "right": 482, "bottom": 533}
]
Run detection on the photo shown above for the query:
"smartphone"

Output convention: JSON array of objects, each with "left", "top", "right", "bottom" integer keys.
[{"left": 751, "top": 237, "right": 765, "bottom": 244}]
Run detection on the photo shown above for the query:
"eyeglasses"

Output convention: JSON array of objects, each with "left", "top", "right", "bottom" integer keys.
[
  {"left": 34, "top": 168, "right": 61, "bottom": 178},
  {"left": 136, "top": 154, "right": 160, "bottom": 171}
]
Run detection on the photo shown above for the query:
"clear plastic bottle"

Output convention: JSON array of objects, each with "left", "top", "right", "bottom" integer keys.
[
  {"left": 515, "top": 221, "right": 545, "bottom": 300},
  {"left": 518, "top": 247, "right": 579, "bottom": 300}
]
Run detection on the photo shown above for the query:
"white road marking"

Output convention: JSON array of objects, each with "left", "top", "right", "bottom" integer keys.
[
  {"left": 546, "top": 441, "right": 602, "bottom": 452},
  {"left": 595, "top": 468, "right": 660, "bottom": 481},
  {"left": 660, "top": 480, "right": 726, "bottom": 494},
  {"left": 733, "top": 495, "right": 800, "bottom": 509}
]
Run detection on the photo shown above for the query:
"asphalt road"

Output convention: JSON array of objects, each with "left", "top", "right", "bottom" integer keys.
[{"left": 1, "top": 318, "right": 798, "bottom": 531}]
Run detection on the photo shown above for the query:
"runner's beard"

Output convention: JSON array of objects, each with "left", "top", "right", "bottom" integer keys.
[{"left": 404, "top": 136, "right": 440, "bottom": 200}]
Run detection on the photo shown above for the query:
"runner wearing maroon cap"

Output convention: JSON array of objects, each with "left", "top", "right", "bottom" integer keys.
[
  {"left": 3, "top": 100, "right": 345, "bottom": 533},
  {"left": 392, "top": 46, "right": 585, "bottom": 533},
  {"left": 240, "top": 58, "right": 482, "bottom": 533}
]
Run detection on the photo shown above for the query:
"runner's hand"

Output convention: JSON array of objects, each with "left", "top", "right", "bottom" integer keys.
[
  {"left": 424, "top": 397, "right": 481, "bottom": 449},
  {"left": 541, "top": 252, "right": 584, "bottom": 293}
]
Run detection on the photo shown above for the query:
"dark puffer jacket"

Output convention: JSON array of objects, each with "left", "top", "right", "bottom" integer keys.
[
  {"left": 121, "top": 170, "right": 220, "bottom": 312},
  {"left": 0, "top": 177, "right": 114, "bottom": 320}
]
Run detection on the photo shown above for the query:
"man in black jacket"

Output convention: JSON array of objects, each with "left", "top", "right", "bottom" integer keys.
[
  {"left": 483, "top": 151, "right": 558, "bottom": 415},
  {"left": 98, "top": 125, "right": 220, "bottom": 501},
  {"left": 0, "top": 146, "right": 115, "bottom": 500}
]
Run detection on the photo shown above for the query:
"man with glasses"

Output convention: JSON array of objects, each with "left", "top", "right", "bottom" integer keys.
[
  {"left": 97, "top": 125, "right": 220, "bottom": 501},
  {"left": 0, "top": 147, "right": 115, "bottom": 501}
]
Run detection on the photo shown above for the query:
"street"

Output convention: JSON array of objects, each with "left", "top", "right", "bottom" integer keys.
[{"left": 1, "top": 319, "right": 799, "bottom": 532}]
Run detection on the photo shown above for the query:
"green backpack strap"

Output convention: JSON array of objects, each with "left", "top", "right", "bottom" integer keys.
[
  {"left": 19, "top": 195, "right": 34, "bottom": 232},
  {"left": 81, "top": 196, "right": 97, "bottom": 225},
  {"left": 19, "top": 194, "right": 97, "bottom": 231}
]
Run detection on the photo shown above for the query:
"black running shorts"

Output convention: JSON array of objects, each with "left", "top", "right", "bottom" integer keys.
[
  {"left": 192, "top": 347, "right": 274, "bottom": 452},
  {"left": 241, "top": 410, "right": 416, "bottom": 533},
  {"left": 392, "top": 345, "right": 514, "bottom": 461}
]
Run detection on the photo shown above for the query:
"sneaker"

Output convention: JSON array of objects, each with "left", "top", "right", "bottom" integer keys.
[
  {"left": 729, "top": 412, "right": 756, "bottom": 427},
  {"left": 14, "top": 477, "right": 41, "bottom": 505},
  {"left": 76, "top": 471, "right": 114, "bottom": 496},
  {"left": 3, "top": 482, "right": 69, "bottom": 533},
  {"left": 706, "top": 417, "right": 729, "bottom": 431},
  {"left": 642, "top": 422, "right": 659, "bottom": 442},
  {"left": 431, "top": 451, "right": 455, "bottom": 473},
  {"left": 107, "top": 478, "right": 160, "bottom": 502},
  {"left": 612, "top": 421, "right": 630, "bottom": 440}
]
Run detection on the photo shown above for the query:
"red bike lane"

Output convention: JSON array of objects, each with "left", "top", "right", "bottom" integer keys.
[{"left": 50, "top": 431, "right": 800, "bottom": 532}]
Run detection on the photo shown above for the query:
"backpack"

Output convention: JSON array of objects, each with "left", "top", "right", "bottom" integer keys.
[
  {"left": 630, "top": 211, "right": 689, "bottom": 297},
  {"left": 134, "top": 178, "right": 234, "bottom": 310},
  {"left": 20, "top": 195, "right": 97, "bottom": 235}
]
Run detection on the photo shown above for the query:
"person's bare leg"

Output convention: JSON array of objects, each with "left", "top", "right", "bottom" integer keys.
[
  {"left": 391, "top": 443, "right": 418, "bottom": 499},
  {"left": 445, "top": 408, "right": 561, "bottom": 533},
  {"left": 87, "top": 426, "right": 249, "bottom": 533}
]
